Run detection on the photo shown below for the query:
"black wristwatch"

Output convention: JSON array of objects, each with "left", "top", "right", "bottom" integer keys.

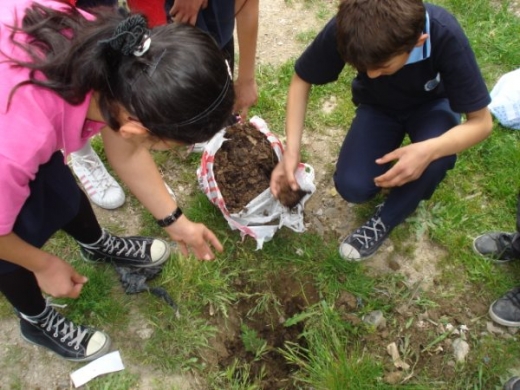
[{"left": 156, "top": 207, "right": 183, "bottom": 227}]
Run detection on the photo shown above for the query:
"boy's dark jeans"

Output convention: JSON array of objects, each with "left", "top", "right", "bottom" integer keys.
[{"left": 333, "top": 99, "right": 460, "bottom": 229}]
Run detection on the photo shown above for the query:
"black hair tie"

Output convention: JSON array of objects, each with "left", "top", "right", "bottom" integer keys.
[{"left": 99, "top": 15, "right": 150, "bottom": 56}]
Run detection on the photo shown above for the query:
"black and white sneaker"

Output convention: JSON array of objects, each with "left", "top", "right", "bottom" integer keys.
[
  {"left": 489, "top": 286, "right": 520, "bottom": 327},
  {"left": 78, "top": 229, "right": 170, "bottom": 268},
  {"left": 339, "top": 211, "right": 390, "bottom": 261},
  {"left": 19, "top": 303, "right": 110, "bottom": 362},
  {"left": 473, "top": 232, "right": 520, "bottom": 264}
]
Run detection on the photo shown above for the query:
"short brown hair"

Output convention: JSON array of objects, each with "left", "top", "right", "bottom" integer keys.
[{"left": 336, "top": 0, "right": 425, "bottom": 72}]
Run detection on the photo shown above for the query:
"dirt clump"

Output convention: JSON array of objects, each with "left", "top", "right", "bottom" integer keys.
[
  {"left": 277, "top": 182, "right": 308, "bottom": 209},
  {"left": 214, "top": 122, "right": 278, "bottom": 213}
]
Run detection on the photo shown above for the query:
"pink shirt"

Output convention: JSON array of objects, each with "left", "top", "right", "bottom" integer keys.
[{"left": 0, "top": 0, "right": 104, "bottom": 235}]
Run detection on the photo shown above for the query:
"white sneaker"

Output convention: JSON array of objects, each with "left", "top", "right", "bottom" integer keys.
[{"left": 70, "top": 151, "right": 126, "bottom": 209}]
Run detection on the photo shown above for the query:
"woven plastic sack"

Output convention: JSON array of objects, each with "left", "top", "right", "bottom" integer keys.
[
  {"left": 197, "top": 116, "right": 315, "bottom": 249},
  {"left": 489, "top": 68, "right": 520, "bottom": 130}
]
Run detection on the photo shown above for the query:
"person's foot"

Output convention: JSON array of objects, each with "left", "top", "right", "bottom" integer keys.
[
  {"left": 19, "top": 303, "right": 110, "bottom": 362},
  {"left": 339, "top": 204, "right": 390, "bottom": 261},
  {"left": 489, "top": 286, "right": 520, "bottom": 327},
  {"left": 70, "top": 150, "right": 125, "bottom": 209},
  {"left": 504, "top": 376, "right": 520, "bottom": 390},
  {"left": 78, "top": 229, "right": 171, "bottom": 268},
  {"left": 473, "top": 232, "right": 520, "bottom": 263}
]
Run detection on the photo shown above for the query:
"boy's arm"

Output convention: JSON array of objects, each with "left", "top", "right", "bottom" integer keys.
[
  {"left": 234, "top": 0, "right": 259, "bottom": 118},
  {"left": 374, "top": 107, "right": 493, "bottom": 188},
  {"left": 270, "top": 73, "right": 311, "bottom": 196},
  {"left": 100, "top": 127, "right": 223, "bottom": 261}
]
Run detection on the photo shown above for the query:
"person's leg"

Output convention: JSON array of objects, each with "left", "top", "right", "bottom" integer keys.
[
  {"left": 69, "top": 141, "right": 126, "bottom": 209},
  {"left": 334, "top": 105, "right": 406, "bottom": 260},
  {"left": 379, "top": 98, "right": 459, "bottom": 228},
  {"left": 334, "top": 104, "right": 405, "bottom": 204},
  {"left": 0, "top": 152, "right": 110, "bottom": 362}
]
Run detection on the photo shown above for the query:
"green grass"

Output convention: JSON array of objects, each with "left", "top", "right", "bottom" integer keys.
[{"left": 2, "top": 0, "right": 520, "bottom": 388}]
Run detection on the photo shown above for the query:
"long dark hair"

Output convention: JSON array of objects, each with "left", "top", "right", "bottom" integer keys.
[{"left": 6, "top": 1, "right": 234, "bottom": 144}]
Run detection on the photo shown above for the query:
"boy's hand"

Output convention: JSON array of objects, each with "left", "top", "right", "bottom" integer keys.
[
  {"left": 374, "top": 142, "right": 433, "bottom": 188},
  {"left": 270, "top": 152, "right": 300, "bottom": 197},
  {"left": 165, "top": 216, "right": 223, "bottom": 261},
  {"left": 34, "top": 256, "right": 87, "bottom": 299},
  {"left": 169, "top": 0, "right": 208, "bottom": 25}
]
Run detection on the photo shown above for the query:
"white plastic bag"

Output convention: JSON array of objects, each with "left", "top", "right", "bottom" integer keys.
[
  {"left": 197, "top": 116, "right": 316, "bottom": 249},
  {"left": 488, "top": 68, "right": 520, "bottom": 130}
]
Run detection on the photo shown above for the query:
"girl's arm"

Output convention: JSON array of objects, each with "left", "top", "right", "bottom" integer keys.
[
  {"left": 100, "top": 126, "right": 223, "bottom": 261},
  {"left": 0, "top": 233, "right": 87, "bottom": 298}
]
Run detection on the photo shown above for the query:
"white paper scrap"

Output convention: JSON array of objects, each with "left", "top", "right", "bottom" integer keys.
[{"left": 70, "top": 351, "right": 125, "bottom": 388}]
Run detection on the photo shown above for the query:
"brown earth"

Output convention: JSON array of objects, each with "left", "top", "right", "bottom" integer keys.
[
  {"left": 213, "top": 122, "right": 309, "bottom": 212},
  {"left": 213, "top": 122, "right": 277, "bottom": 213}
]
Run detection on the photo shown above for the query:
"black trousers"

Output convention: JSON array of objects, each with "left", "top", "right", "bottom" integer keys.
[{"left": 0, "top": 151, "right": 101, "bottom": 315}]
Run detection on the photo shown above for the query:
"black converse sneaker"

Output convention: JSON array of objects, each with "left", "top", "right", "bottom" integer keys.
[
  {"left": 78, "top": 229, "right": 170, "bottom": 268},
  {"left": 19, "top": 303, "right": 110, "bottom": 362},
  {"left": 489, "top": 286, "right": 520, "bottom": 327},
  {"left": 339, "top": 212, "right": 390, "bottom": 261},
  {"left": 473, "top": 232, "right": 520, "bottom": 263}
]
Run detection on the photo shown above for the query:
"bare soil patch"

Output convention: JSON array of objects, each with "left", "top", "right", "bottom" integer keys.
[{"left": 204, "top": 271, "right": 320, "bottom": 390}]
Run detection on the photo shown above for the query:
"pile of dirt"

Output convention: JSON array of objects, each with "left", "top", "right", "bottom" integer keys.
[{"left": 213, "top": 122, "right": 308, "bottom": 213}]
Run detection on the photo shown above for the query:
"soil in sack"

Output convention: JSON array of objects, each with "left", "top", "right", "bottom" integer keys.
[{"left": 213, "top": 122, "right": 307, "bottom": 213}]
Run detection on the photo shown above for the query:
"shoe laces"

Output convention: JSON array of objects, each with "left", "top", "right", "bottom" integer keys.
[
  {"left": 37, "top": 301, "right": 89, "bottom": 351},
  {"left": 351, "top": 217, "right": 387, "bottom": 249},
  {"left": 100, "top": 231, "right": 147, "bottom": 259},
  {"left": 71, "top": 155, "right": 113, "bottom": 194}
]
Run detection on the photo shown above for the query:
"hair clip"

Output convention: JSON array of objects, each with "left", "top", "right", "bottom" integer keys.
[{"left": 133, "top": 36, "right": 151, "bottom": 57}]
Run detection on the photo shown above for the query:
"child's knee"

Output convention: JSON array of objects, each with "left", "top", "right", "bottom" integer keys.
[{"left": 333, "top": 174, "right": 378, "bottom": 203}]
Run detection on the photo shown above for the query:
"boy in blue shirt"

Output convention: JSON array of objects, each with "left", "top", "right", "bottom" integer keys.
[{"left": 270, "top": 0, "right": 493, "bottom": 261}]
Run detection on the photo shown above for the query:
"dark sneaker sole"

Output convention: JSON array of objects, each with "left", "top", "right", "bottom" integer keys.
[
  {"left": 488, "top": 301, "right": 520, "bottom": 327},
  {"left": 20, "top": 332, "right": 112, "bottom": 363},
  {"left": 80, "top": 248, "right": 171, "bottom": 268}
]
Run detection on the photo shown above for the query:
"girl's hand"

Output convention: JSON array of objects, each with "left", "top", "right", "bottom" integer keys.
[
  {"left": 165, "top": 216, "right": 223, "bottom": 261},
  {"left": 33, "top": 256, "right": 87, "bottom": 299}
]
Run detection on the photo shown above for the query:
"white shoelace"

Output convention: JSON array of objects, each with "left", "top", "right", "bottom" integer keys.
[
  {"left": 352, "top": 217, "right": 387, "bottom": 248},
  {"left": 71, "top": 155, "right": 114, "bottom": 194},
  {"left": 101, "top": 234, "right": 147, "bottom": 259}
]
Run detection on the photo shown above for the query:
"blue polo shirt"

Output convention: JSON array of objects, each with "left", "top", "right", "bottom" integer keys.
[{"left": 294, "top": 3, "right": 490, "bottom": 113}]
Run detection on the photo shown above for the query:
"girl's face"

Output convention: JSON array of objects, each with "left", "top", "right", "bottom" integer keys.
[{"left": 125, "top": 116, "right": 185, "bottom": 150}]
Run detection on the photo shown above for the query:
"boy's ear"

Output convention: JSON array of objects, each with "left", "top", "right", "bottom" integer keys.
[
  {"left": 119, "top": 119, "right": 148, "bottom": 139},
  {"left": 415, "top": 33, "right": 429, "bottom": 47}
]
